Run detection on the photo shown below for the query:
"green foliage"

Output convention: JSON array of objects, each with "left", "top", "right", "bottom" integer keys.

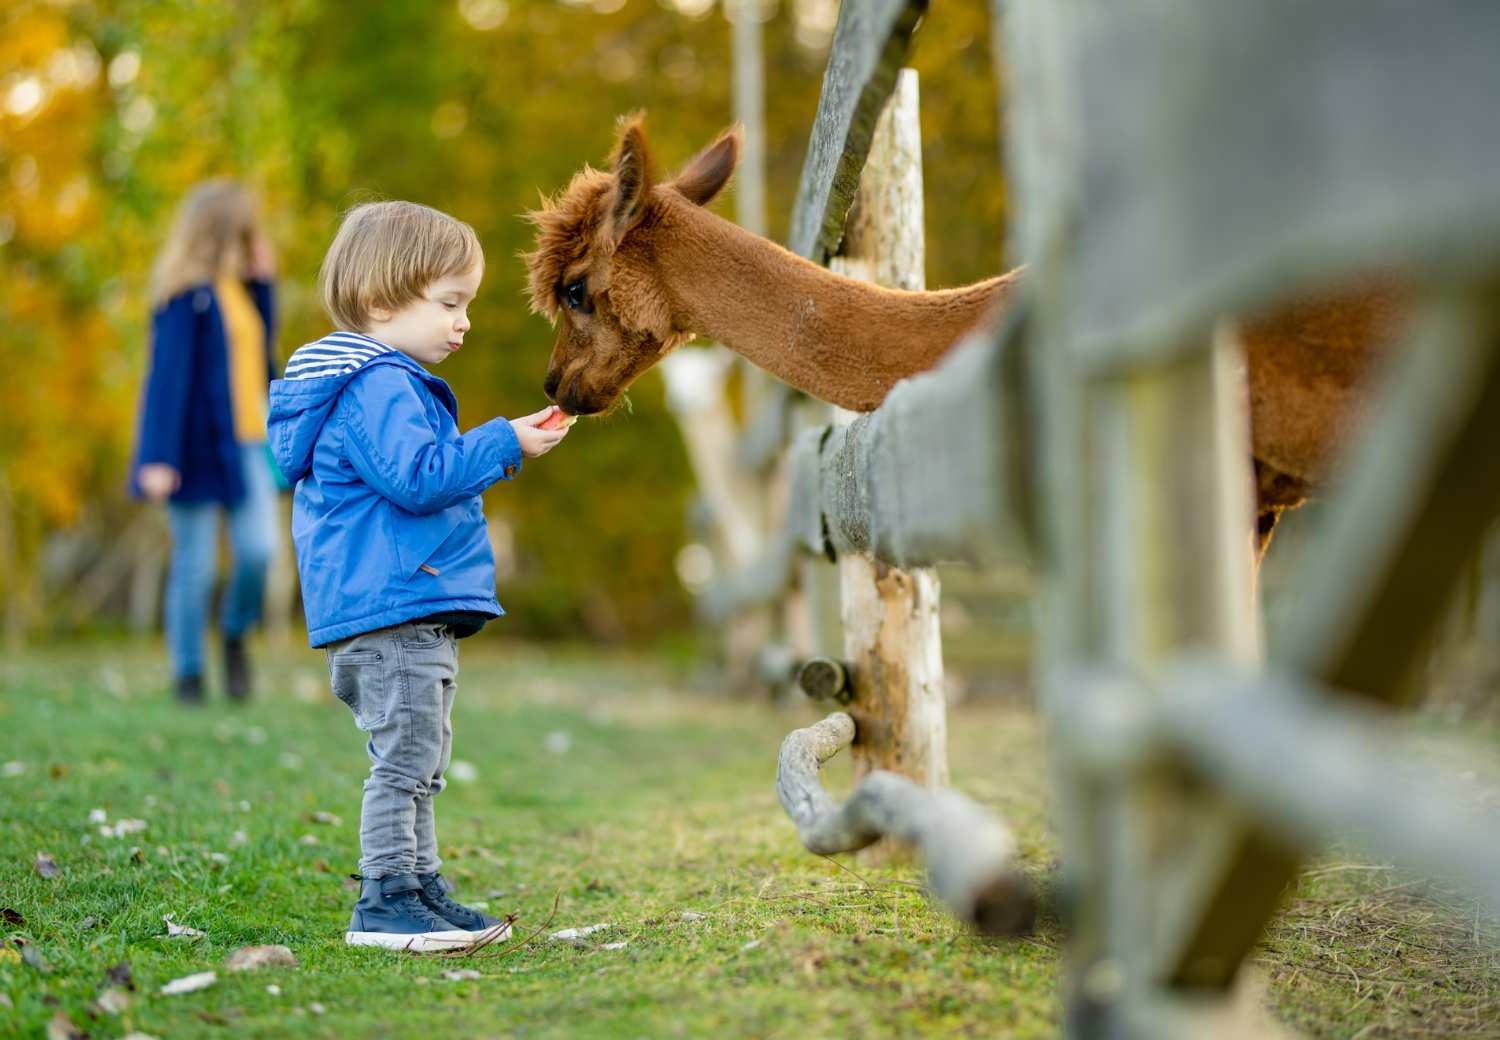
[{"left": 0, "top": 0, "right": 1005, "bottom": 641}]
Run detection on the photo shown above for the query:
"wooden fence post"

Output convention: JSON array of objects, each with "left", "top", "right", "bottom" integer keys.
[{"left": 830, "top": 70, "right": 950, "bottom": 801}]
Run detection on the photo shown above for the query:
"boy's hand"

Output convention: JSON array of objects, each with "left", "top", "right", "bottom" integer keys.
[
  {"left": 138, "top": 463, "right": 181, "bottom": 503},
  {"left": 510, "top": 407, "right": 571, "bottom": 458}
]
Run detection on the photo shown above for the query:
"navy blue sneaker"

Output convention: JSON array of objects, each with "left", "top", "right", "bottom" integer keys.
[
  {"left": 417, "top": 872, "right": 511, "bottom": 941},
  {"left": 345, "top": 874, "right": 477, "bottom": 952}
]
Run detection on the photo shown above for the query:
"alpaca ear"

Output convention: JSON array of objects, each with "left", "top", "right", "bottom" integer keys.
[
  {"left": 671, "top": 127, "right": 739, "bottom": 207},
  {"left": 607, "top": 115, "right": 654, "bottom": 244}
]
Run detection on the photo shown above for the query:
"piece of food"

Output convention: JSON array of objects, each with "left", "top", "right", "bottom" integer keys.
[{"left": 538, "top": 407, "right": 577, "bottom": 431}]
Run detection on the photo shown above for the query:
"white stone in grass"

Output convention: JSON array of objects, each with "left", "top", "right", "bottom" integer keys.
[
  {"left": 543, "top": 730, "right": 572, "bottom": 754},
  {"left": 159, "top": 971, "right": 216, "bottom": 995},
  {"left": 163, "top": 915, "right": 205, "bottom": 938},
  {"left": 2, "top": 761, "right": 25, "bottom": 777},
  {"left": 448, "top": 759, "right": 478, "bottom": 784},
  {"left": 601, "top": 941, "right": 629, "bottom": 950},
  {"left": 681, "top": 911, "right": 707, "bottom": 921},
  {"left": 550, "top": 923, "right": 610, "bottom": 941}
]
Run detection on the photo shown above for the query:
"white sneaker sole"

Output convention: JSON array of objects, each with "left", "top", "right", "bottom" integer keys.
[{"left": 344, "top": 929, "right": 477, "bottom": 952}]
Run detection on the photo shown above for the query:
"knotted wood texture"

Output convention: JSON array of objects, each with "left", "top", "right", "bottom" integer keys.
[{"left": 776, "top": 712, "right": 1035, "bottom": 935}]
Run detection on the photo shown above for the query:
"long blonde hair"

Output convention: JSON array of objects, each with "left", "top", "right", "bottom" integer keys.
[{"left": 150, "top": 179, "right": 261, "bottom": 305}]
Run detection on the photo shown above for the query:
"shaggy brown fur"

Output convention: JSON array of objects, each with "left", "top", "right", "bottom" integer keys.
[{"left": 524, "top": 115, "right": 1406, "bottom": 553}]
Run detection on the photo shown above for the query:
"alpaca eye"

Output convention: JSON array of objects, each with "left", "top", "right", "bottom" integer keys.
[{"left": 563, "top": 278, "right": 588, "bottom": 310}]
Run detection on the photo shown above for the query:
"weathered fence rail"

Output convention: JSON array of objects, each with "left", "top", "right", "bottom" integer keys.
[{"left": 699, "top": 0, "right": 1500, "bottom": 1035}]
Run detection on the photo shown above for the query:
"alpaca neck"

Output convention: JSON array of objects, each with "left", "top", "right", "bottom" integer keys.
[{"left": 652, "top": 195, "right": 1013, "bottom": 411}]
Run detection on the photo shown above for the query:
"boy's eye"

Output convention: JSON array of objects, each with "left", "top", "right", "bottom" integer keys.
[{"left": 563, "top": 278, "right": 588, "bottom": 311}]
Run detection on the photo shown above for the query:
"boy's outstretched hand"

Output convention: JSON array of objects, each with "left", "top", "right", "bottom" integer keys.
[{"left": 510, "top": 406, "right": 572, "bottom": 458}]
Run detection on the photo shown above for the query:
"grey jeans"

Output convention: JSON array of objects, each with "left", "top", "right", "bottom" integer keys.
[{"left": 326, "top": 620, "right": 458, "bottom": 879}]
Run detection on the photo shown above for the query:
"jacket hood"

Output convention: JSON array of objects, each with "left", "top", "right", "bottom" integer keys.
[{"left": 268, "top": 332, "right": 436, "bottom": 483}]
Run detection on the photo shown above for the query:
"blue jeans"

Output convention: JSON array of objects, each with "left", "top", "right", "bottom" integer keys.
[{"left": 164, "top": 443, "right": 280, "bottom": 680}]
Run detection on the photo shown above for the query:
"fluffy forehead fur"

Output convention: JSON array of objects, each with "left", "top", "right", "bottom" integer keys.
[{"left": 522, "top": 166, "right": 615, "bottom": 323}]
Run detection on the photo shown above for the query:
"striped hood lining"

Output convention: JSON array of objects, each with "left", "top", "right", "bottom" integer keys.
[{"left": 282, "top": 331, "right": 395, "bottom": 381}]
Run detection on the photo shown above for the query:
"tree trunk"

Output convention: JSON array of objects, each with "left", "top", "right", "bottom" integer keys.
[{"left": 830, "top": 71, "right": 950, "bottom": 862}]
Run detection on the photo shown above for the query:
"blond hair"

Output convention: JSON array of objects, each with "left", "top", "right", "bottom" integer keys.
[
  {"left": 318, "top": 201, "right": 483, "bottom": 332},
  {"left": 150, "top": 179, "right": 260, "bottom": 305}
]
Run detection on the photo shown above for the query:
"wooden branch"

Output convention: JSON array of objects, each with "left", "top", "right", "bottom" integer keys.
[
  {"left": 776, "top": 712, "right": 1035, "bottom": 935},
  {"left": 786, "top": 0, "right": 929, "bottom": 263},
  {"left": 795, "top": 657, "right": 850, "bottom": 703}
]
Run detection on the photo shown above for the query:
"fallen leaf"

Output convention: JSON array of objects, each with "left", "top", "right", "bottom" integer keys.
[
  {"left": 34, "top": 851, "right": 60, "bottom": 878},
  {"left": 106, "top": 961, "right": 135, "bottom": 989},
  {"left": 20, "top": 942, "right": 52, "bottom": 974},
  {"left": 163, "top": 915, "right": 206, "bottom": 938},
  {"left": 95, "top": 986, "right": 131, "bottom": 1014},
  {"left": 159, "top": 970, "right": 217, "bottom": 995},
  {"left": 601, "top": 941, "right": 629, "bottom": 950},
  {"left": 99, "top": 819, "right": 147, "bottom": 839},
  {"left": 299, "top": 834, "right": 319, "bottom": 846},
  {"left": 0, "top": 948, "right": 20, "bottom": 966},
  {"left": 45, "top": 1011, "right": 86, "bottom": 1040},
  {"left": 225, "top": 945, "right": 298, "bottom": 972},
  {"left": 48, "top": 763, "right": 69, "bottom": 780},
  {"left": 122, "top": 1034, "right": 161, "bottom": 1040},
  {"left": 681, "top": 911, "right": 707, "bottom": 922},
  {"left": 265, "top": 984, "right": 282, "bottom": 996},
  {"left": 2, "top": 760, "right": 25, "bottom": 777},
  {"left": 442, "top": 969, "right": 481, "bottom": 981},
  {"left": 308, "top": 1002, "right": 326, "bottom": 1015},
  {"left": 741, "top": 939, "right": 762, "bottom": 951},
  {"left": 88, "top": 808, "right": 108, "bottom": 824},
  {"left": 1, "top": 907, "right": 24, "bottom": 926},
  {"left": 309, "top": 811, "right": 341, "bottom": 826}
]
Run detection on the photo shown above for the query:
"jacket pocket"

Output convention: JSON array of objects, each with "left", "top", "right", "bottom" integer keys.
[
  {"left": 391, "top": 502, "right": 464, "bottom": 582},
  {"left": 328, "top": 648, "right": 388, "bottom": 731}
]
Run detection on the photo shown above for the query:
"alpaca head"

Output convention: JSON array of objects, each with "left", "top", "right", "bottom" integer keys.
[{"left": 525, "top": 114, "right": 739, "bottom": 415}]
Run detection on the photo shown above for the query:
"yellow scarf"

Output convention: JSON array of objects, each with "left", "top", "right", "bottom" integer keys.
[{"left": 216, "top": 276, "right": 269, "bottom": 443}]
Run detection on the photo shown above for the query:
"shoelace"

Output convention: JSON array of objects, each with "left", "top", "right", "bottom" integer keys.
[
  {"left": 394, "top": 889, "right": 456, "bottom": 930},
  {"left": 426, "top": 888, "right": 480, "bottom": 923}
]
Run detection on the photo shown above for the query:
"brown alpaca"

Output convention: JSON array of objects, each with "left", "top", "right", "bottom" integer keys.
[{"left": 525, "top": 116, "right": 1404, "bottom": 552}]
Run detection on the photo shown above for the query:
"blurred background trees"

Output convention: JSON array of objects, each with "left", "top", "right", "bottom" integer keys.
[{"left": 0, "top": 0, "right": 1003, "bottom": 647}]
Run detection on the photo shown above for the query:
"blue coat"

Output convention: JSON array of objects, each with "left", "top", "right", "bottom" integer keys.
[
  {"left": 130, "top": 280, "right": 277, "bottom": 505},
  {"left": 266, "top": 332, "right": 523, "bottom": 647}
]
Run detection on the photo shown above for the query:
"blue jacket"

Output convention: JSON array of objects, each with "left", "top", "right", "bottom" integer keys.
[
  {"left": 267, "top": 332, "right": 523, "bottom": 647},
  {"left": 130, "top": 280, "right": 277, "bottom": 505}
]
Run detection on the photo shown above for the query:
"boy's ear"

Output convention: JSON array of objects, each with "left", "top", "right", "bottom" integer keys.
[
  {"left": 670, "top": 126, "right": 739, "bottom": 208},
  {"left": 606, "top": 113, "right": 654, "bottom": 245}
]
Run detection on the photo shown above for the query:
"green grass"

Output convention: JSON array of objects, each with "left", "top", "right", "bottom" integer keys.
[{"left": 1, "top": 640, "right": 1497, "bottom": 1038}]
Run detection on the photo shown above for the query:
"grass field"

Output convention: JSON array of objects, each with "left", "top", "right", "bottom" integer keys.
[{"left": 2, "top": 638, "right": 1497, "bottom": 1038}]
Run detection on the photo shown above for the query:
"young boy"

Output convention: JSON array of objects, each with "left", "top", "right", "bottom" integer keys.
[{"left": 267, "top": 201, "right": 569, "bottom": 950}]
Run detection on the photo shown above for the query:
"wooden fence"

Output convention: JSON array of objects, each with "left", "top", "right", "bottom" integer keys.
[{"left": 704, "top": 0, "right": 1500, "bottom": 1035}]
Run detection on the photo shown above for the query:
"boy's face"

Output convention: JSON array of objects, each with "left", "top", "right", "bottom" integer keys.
[{"left": 366, "top": 263, "right": 483, "bottom": 366}]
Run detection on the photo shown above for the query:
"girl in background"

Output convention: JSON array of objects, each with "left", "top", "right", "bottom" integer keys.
[{"left": 131, "top": 179, "right": 281, "bottom": 704}]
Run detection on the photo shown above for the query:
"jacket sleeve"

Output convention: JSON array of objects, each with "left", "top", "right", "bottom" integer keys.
[
  {"left": 248, "top": 278, "right": 279, "bottom": 378},
  {"left": 135, "top": 293, "right": 200, "bottom": 470},
  {"left": 339, "top": 366, "right": 523, "bottom": 515}
]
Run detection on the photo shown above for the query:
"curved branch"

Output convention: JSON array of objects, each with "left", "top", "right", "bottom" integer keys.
[{"left": 776, "top": 712, "right": 1036, "bottom": 935}]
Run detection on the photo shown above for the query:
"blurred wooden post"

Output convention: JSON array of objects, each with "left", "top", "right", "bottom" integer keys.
[{"left": 829, "top": 71, "right": 950, "bottom": 812}]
